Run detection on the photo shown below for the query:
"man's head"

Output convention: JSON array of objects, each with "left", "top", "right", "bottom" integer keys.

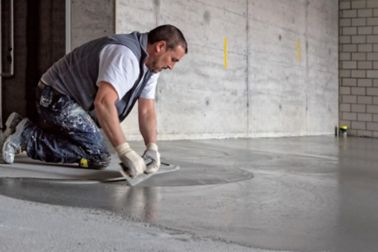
[{"left": 145, "top": 24, "right": 188, "bottom": 73}]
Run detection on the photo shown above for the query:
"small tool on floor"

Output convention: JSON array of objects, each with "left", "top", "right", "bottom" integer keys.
[
  {"left": 113, "top": 160, "right": 179, "bottom": 186},
  {"left": 119, "top": 164, "right": 152, "bottom": 186}
]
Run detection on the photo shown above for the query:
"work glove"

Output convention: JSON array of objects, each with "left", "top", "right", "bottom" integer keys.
[
  {"left": 142, "top": 143, "right": 161, "bottom": 174},
  {"left": 116, "top": 143, "right": 146, "bottom": 177}
]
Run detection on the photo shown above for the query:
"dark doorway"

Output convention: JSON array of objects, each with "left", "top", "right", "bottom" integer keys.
[{"left": 1, "top": 0, "right": 65, "bottom": 126}]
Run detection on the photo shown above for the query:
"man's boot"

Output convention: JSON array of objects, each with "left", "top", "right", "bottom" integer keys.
[
  {"left": 0, "top": 112, "right": 23, "bottom": 147},
  {"left": 2, "top": 118, "right": 30, "bottom": 164}
]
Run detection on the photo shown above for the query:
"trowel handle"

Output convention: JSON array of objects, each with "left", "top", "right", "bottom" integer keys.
[
  {"left": 119, "top": 157, "right": 153, "bottom": 170},
  {"left": 143, "top": 156, "right": 153, "bottom": 166}
]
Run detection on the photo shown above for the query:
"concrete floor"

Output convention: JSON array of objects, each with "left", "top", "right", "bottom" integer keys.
[{"left": 1, "top": 136, "right": 378, "bottom": 251}]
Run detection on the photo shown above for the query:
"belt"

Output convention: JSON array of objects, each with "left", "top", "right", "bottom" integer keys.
[
  {"left": 36, "top": 81, "right": 64, "bottom": 100},
  {"left": 37, "top": 81, "right": 62, "bottom": 95}
]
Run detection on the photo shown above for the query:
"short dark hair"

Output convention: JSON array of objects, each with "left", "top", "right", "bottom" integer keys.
[{"left": 148, "top": 24, "right": 188, "bottom": 54}]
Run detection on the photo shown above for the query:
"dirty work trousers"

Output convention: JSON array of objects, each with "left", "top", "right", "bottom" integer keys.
[{"left": 22, "top": 82, "right": 111, "bottom": 169}]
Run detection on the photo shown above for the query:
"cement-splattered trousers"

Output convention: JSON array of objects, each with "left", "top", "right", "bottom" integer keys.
[{"left": 21, "top": 83, "right": 111, "bottom": 169}]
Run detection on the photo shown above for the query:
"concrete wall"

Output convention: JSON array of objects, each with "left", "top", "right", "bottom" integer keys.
[
  {"left": 71, "top": 0, "right": 339, "bottom": 140},
  {"left": 339, "top": 0, "right": 378, "bottom": 137},
  {"left": 71, "top": 0, "right": 115, "bottom": 49},
  {"left": 116, "top": 0, "right": 248, "bottom": 140},
  {"left": 248, "top": 0, "right": 338, "bottom": 137}
]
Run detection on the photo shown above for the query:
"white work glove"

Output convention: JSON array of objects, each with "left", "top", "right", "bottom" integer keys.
[
  {"left": 116, "top": 143, "right": 146, "bottom": 177},
  {"left": 142, "top": 143, "right": 161, "bottom": 174}
]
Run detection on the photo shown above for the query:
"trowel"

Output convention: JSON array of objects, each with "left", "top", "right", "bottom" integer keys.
[{"left": 109, "top": 158, "right": 179, "bottom": 186}]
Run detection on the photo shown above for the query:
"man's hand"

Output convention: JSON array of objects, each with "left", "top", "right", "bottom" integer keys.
[
  {"left": 116, "top": 143, "right": 146, "bottom": 177},
  {"left": 143, "top": 143, "right": 161, "bottom": 174}
]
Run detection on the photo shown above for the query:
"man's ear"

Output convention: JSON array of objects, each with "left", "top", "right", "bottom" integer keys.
[{"left": 155, "top": 41, "right": 167, "bottom": 53}]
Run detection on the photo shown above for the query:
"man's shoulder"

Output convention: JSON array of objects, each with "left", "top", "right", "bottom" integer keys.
[
  {"left": 99, "top": 44, "right": 140, "bottom": 78},
  {"left": 103, "top": 44, "right": 134, "bottom": 55},
  {"left": 101, "top": 44, "right": 139, "bottom": 65}
]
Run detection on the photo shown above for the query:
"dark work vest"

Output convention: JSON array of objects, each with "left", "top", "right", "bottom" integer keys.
[{"left": 41, "top": 32, "right": 152, "bottom": 123}]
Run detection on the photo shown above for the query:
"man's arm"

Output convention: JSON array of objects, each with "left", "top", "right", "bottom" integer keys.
[
  {"left": 138, "top": 97, "right": 157, "bottom": 145},
  {"left": 94, "top": 81, "right": 125, "bottom": 147},
  {"left": 139, "top": 97, "right": 160, "bottom": 174},
  {"left": 94, "top": 81, "right": 146, "bottom": 177}
]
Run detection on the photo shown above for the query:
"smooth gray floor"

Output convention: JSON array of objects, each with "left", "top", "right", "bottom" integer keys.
[{"left": 1, "top": 136, "right": 378, "bottom": 251}]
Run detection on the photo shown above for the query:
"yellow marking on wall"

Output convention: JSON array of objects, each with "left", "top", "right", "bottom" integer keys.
[
  {"left": 295, "top": 39, "right": 302, "bottom": 63},
  {"left": 224, "top": 37, "right": 228, "bottom": 69}
]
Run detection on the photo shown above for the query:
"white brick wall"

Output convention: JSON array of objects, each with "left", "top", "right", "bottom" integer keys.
[{"left": 340, "top": 0, "right": 378, "bottom": 137}]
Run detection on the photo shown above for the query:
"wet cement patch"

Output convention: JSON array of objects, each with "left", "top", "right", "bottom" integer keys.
[
  {"left": 0, "top": 178, "right": 160, "bottom": 216},
  {"left": 0, "top": 145, "right": 254, "bottom": 214},
  {"left": 0, "top": 162, "right": 253, "bottom": 214},
  {"left": 0, "top": 162, "right": 253, "bottom": 186}
]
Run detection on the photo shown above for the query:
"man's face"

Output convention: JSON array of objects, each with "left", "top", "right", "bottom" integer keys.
[{"left": 145, "top": 42, "right": 186, "bottom": 73}]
